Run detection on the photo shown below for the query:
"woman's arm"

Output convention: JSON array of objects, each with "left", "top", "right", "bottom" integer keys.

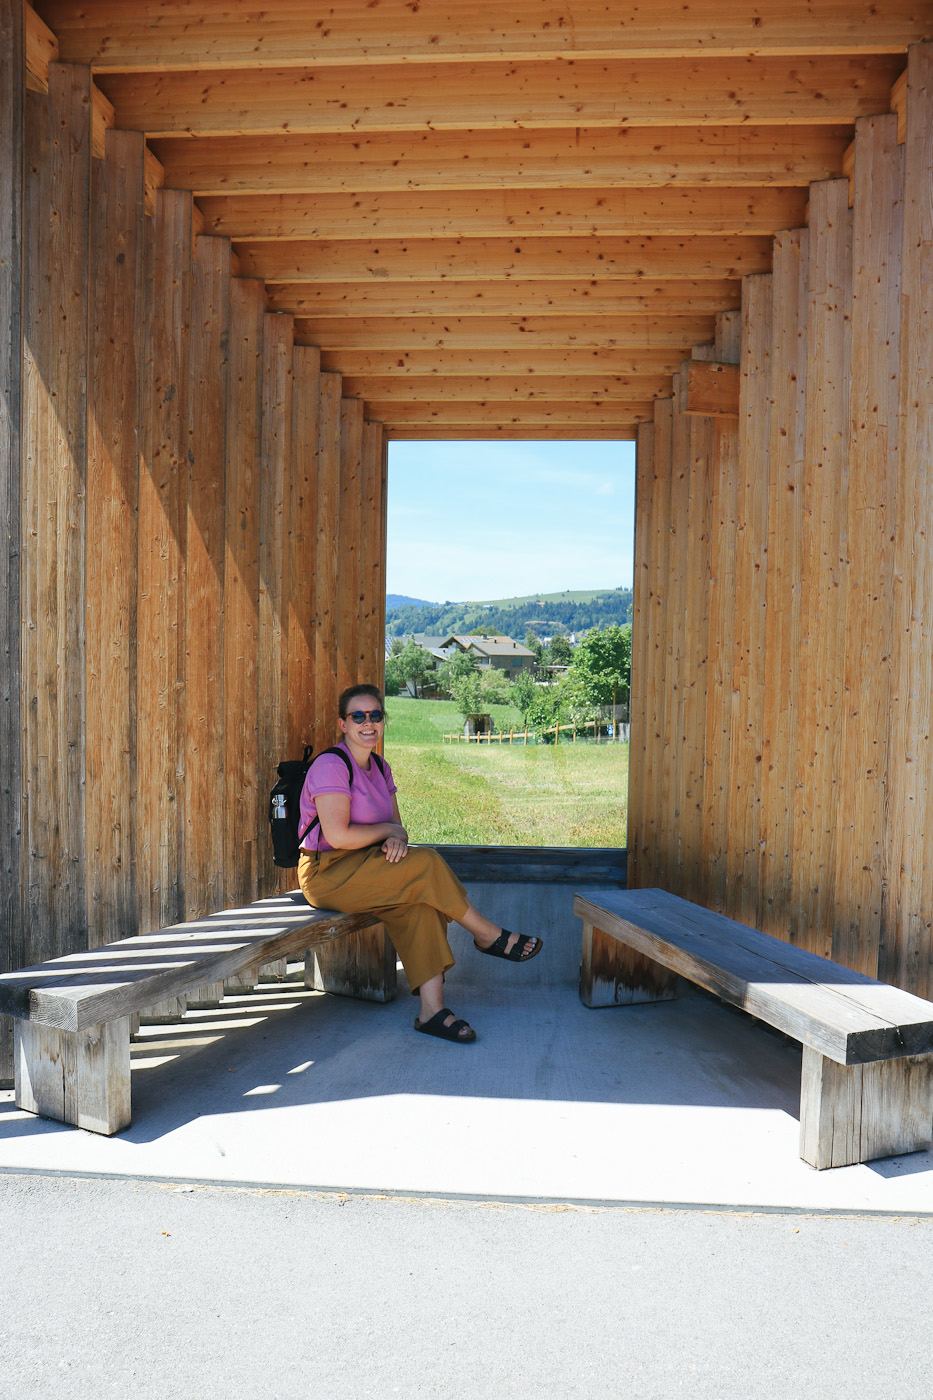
[
  {"left": 381, "top": 795, "right": 409, "bottom": 863},
  {"left": 314, "top": 792, "right": 407, "bottom": 853}
]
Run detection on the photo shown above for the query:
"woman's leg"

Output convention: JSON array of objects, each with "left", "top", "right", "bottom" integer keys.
[{"left": 458, "top": 902, "right": 539, "bottom": 959}]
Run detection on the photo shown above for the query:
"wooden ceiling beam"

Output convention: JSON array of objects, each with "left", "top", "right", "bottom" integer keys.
[
  {"left": 152, "top": 125, "right": 853, "bottom": 195},
  {"left": 386, "top": 426, "right": 639, "bottom": 440},
  {"left": 265, "top": 280, "right": 741, "bottom": 318},
  {"left": 341, "top": 375, "right": 670, "bottom": 402},
  {"left": 239, "top": 235, "right": 773, "bottom": 284},
  {"left": 198, "top": 187, "right": 807, "bottom": 241},
  {"left": 37, "top": 1, "right": 930, "bottom": 70},
  {"left": 321, "top": 349, "right": 682, "bottom": 377},
  {"left": 296, "top": 314, "right": 715, "bottom": 350},
  {"left": 96, "top": 56, "right": 903, "bottom": 139},
  {"left": 363, "top": 400, "right": 656, "bottom": 425}
]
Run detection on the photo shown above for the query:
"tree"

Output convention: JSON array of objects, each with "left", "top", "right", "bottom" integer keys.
[
  {"left": 397, "top": 640, "right": 432, "bottom": 697},
  {"left": 384, "top": 654, "right": 403, "bottom": 696},
  {"left": 524, "top": 629, "right": 544, "bottom": 663},
  {"left": 510, "top": 670, "right": 538, "bottom": 720},
  {"left": 548, "top": 634, "right": 573, "bottom": 665},
  {"left": 450, "top": 671, "right": 484, "bottom": 718},
  {"left": 479, "top": 667, "right": 510, "bottom": 706},
  {"left": 567, "top": 624, "right": 632, "bottom": 709},
  {"left": 436, "top": 648, "right": 478, "bottom": 695}
]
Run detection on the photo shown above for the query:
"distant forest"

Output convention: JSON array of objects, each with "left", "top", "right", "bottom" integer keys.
[{"left": 385, "top": 588, "right": 634, "bottom": 640}]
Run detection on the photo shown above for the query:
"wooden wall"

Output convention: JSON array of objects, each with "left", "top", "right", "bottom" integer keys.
[
  {"left": 0, "top": 54, "right": 387, "bottom": 1079},
  {"left": 629, "top": 43, "right": 933, "bottom": 998}
]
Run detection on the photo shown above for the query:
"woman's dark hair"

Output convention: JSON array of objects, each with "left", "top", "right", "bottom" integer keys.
[{"left": 338, "top": 683, "right": 385, "bottom": 718}]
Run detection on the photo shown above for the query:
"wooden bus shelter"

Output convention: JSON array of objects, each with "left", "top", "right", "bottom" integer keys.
[{"left": 2, "top": 2, "right": 933, "bottom": 1081}]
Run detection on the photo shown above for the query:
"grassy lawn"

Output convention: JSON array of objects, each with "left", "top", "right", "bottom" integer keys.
[{"left": 383, "top": 697, "right": 628, "bottom": 846}]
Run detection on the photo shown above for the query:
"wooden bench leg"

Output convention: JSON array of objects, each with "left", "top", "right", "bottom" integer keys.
[
  {"left": 139, "top": 995, "right": 187, "bottom": 1024},
  {"left": 306, "top": 922, "right": 398, "bottom": 1003},
  {"left": 799, "top": 1047, "right": 933, "bottom": 1169},
  {"left": 14, "top": 1017, "right": 132, "bottom": 1135},
  {"left": 579, "top": 922, "right": 679, "bottom": 1008}
]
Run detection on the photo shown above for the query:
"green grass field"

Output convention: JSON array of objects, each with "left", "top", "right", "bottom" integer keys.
[{"left": 383, "top": 697, "right": 629, "bottom": 846}]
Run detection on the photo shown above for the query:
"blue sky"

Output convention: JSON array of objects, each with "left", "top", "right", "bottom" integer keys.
[{"left": 386, "top": 439, "right": 636, "bottom": 602}]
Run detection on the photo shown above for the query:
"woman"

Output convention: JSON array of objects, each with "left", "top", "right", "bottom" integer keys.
[{"left": 297, "top": 683, "right": 541, "bottom": 1043}]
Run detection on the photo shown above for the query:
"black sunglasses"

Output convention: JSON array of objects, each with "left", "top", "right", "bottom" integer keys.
[{"left": 346, "top": 708, "right": 384, "bottom": 723}]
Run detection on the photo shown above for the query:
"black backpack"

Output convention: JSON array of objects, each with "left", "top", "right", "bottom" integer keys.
[{"left": 269, "top": 745, "right": 386, "bottom": 869}]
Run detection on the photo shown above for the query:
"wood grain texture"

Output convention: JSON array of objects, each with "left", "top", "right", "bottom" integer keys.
[
  {"left": 86, "top": 128, "right": 145, "bottom": 950},
  {"left": 726, "top": 273, "right": 772, "bottom": 927},
  {"left": 257, "top": 312, "right": 293, "bottom": 896},
  {"left": 574, "top": 889, "right": 933, "bottom": 1067},
  {"left": 312, "top": 373, "right": 342, "bottom": 755},
  {"left": 21, "top": 65, "right": 90, "bottom": 963},
  {"left": 360, "top": 420, "right": 385, "bottom": 692},
  {"left": 885, "top": 43, "right": 933, "bottom": 1000},
  {"left": 184, "top": 236, "right": 229, "bottom": 921},
  {"left": 0, "top": 0, "right": 25, "bottom": 1082},
  {"left": 337, "top": 396, "right": 364, "bottom": 696},
  {"left": 223, "top": 276, "right": 264, "bottom": 909},
  {"left": 285, "top": 346, "right": 320, "bottom": 755},
  {"left": 659, "top": 397, "right": 689, "bottom": 892},
  {"left": 792, "top": 180, "right": 852, "bottom": 956},
  {"left": 579, "top": 920, "right": 678, "bottom": 1008},
  {"left": 678, "top": 403, "right": 713, "bottom": 905},
  {"left": 307, "top": 923, "right": 398, "bottom": 1002},
  {"left": 679, "top": 361, "right": 740, "bottom": 417},
  {"left": 799, "top": 1046, "right": 933, "bottom": 1169},
  {"left": 626, "top": 420, "right": 653, "bottom": 889},
  {"left": 137, "top": 188, "right": 192, "bottom": 933},
  {"left": 832, "top": 117, "right": 903, "bottom": 977},
  {"left": 757, "top": 230, "right": 808, "bottom": 941},
  {"left": 15, "top": 1015, "right": 132, "bottom": 1136}
]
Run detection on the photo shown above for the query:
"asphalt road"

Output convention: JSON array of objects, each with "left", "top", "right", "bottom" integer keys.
[{"left": 2, "top": 1172, "right": 932, "bottom": 1400}]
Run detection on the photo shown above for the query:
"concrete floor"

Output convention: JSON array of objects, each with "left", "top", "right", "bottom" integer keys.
[{"left": 2, "top": 882, "right": 933, "bottom": 1214}]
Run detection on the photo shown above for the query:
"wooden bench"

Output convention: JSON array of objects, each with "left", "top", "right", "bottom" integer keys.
[
  {"left": 0, "top": 892, "right": 395, "bottom": 1136},
  {"left": 575, "top": 888, "right": 933, "bottom": 1170}
]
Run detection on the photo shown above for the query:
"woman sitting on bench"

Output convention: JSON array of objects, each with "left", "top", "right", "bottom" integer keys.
[{"left": 297, "top": 683, "right": 541, "bottom": 1043}]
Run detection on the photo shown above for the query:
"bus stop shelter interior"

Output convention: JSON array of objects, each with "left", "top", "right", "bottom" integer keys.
[{"left": 2, "top": 2, "right": 933, "bottom": 1099}]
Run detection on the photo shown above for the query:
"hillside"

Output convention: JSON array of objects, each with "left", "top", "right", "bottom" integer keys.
[{"left": 385, "top": 587, "right": 634, "bottom": 640}]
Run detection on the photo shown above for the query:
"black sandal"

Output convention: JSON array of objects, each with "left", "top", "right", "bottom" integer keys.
[
  {"left": 414, "top": 1007, "right": 477, "bottom": 1043},
  {"left": 474, "top": 928, "right": 542, "bottom": 962}
]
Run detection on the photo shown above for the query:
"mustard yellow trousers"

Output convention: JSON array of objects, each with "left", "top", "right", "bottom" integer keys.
[{"left": 297, "top": 844, "right": 470, "bottom": 994}]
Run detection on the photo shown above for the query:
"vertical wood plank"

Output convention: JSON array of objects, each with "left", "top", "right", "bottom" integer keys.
[
  {"left": 223, "top": 277, "right": 264, "bottom": 908},
  {"left": 185, "top": 235, "right": 230, "bottom": 919},
  {"left": 0, "top": 0, "right": 25, "bottom": 1081},
  {"left": 286, "top": 346, "right": 321, "bottom": 756},
  {"left": 637, "top": 397, "right": 673, "bottom": 889},
  {"left": 313, "top": 371, "right": 342, "bottom": 754},
  {"left": 833, "top": 116, "right": 903, "bottom": 977},
  {"left": 337, "top": 396, "right": 364, "bottom": 697},
  {"left": 86, "top": 128, "right": 145, "bottom": 948},
  {"left": 885, "top": 42, "right": 933, "bottom": 998},
  {"left": 258, "top": 311, "right": 293, "bottom": 896},
  {"left": 758, "top": 230, "right": 809, "bottom": 940},
  {"left": 360, "top": 419, "right": 384, "bottom": 690},
  {"left": 374, "top": 429, "right": 389, "bottom": 697},
  {"left": 726, "top": 274, "right": 772, "bottom": 926},
  {"left": 21, "top": 64, "right": 90, "bottom": 962},
  {"left": 659, "top": 398, "right": 689, "bottom": 892},
  {"left": 701, "top": 314, "right": 741, "bottom": 913},
  {"left": 137, "top": 188, "right": 192, "bottom": 932},
  {"left": 679, "top": 407, "right": 713, "bottom": 903},
  {"left": 627, "top": 420, "right": 654, "bottom": 889},
  {"left": 792, "top": 180, "right": 852, "bottom": 956}
]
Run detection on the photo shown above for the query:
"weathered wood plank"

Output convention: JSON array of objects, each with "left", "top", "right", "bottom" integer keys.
[
  {"left": 336, "top": 396, "right": 364, "bottom": 697},
  {"left": 757, "top": 230, "right": 808, "bottom": 941},
  {"left": 678, "top": 361, "right": 740, "bottom": 417},
  {"left": 285, "top": 346, "right": 320, "bottom": 755},
  {"left": 659, "top": 397, "right": 689, "bottom": 892},
  {"left": 626, "top": 421, "right": 653, "bottom": 889},
  {"left": 310, "top": 372, "right": 342, "bottom": 756},
  {"left": 792, "top": 180, "right": 852, "bottom": 957},
  {"left": 726, "top": 273, "right": 772, "bottom": 927},
  {"left": 307, "top": 923, "right": 398, "bottom": 1003},
  {"left": 257, "top": 312, "right": 293, "bottom": 896},
  {"left": 359, "top": 420, "right": 385, "bottom": 691},
  {"left": 579, "top": 921, "right": 678, "bottom": 1008},
  {"left": 0, "top": 896, "right": 382, "bottom": 1032},
  {"left": 678, "top": 400, "right": 713, "bottom": 904},
  {"left": 573, "top": 889, "right": 933, "bottom": 1066},
  {"left": 22, "top": 64, "right": 90, "bottom": 964},
  {"left": 15, "top": 1016, "right": 132, "bottom": 1136},
  {"left": 85, "top": 128, "right": 145, "bottom": 951},
  {"left": 0, "top": 0, "right": 25, "bottom": 1083},
  {"left": 885, "top": 43, "right": 933, "bottom": 1000},
  {"left": 184, "top": 236, "right": 230, "bottom": 921},
  {"left": 138, "top": 188, "right": 193, "bottom": 933},
  {"left": 832, "top": 116, "right": 903, "bottom": 977},
  {"left": 799, "top": 1046, "right": 933, "bottom": 1169},
  {"left": 224, "top": 276, "right": 265, "bottom": 908}
]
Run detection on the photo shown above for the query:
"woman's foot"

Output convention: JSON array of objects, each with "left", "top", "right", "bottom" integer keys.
[
  {"left": 414, "top": 1007, "right": 476, "bottom": 1043},
  {"left": 473, "top": 927, "right": 542, "bottom": 961}
]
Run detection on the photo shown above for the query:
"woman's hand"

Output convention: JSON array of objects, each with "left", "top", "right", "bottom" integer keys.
[{"left": 381, "top": 825, "right": 409, "bottom": 863}]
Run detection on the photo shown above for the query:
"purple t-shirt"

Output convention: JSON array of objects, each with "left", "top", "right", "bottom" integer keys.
[{"left": 299, "top": 743, "right": 398, "bottom": 853}]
